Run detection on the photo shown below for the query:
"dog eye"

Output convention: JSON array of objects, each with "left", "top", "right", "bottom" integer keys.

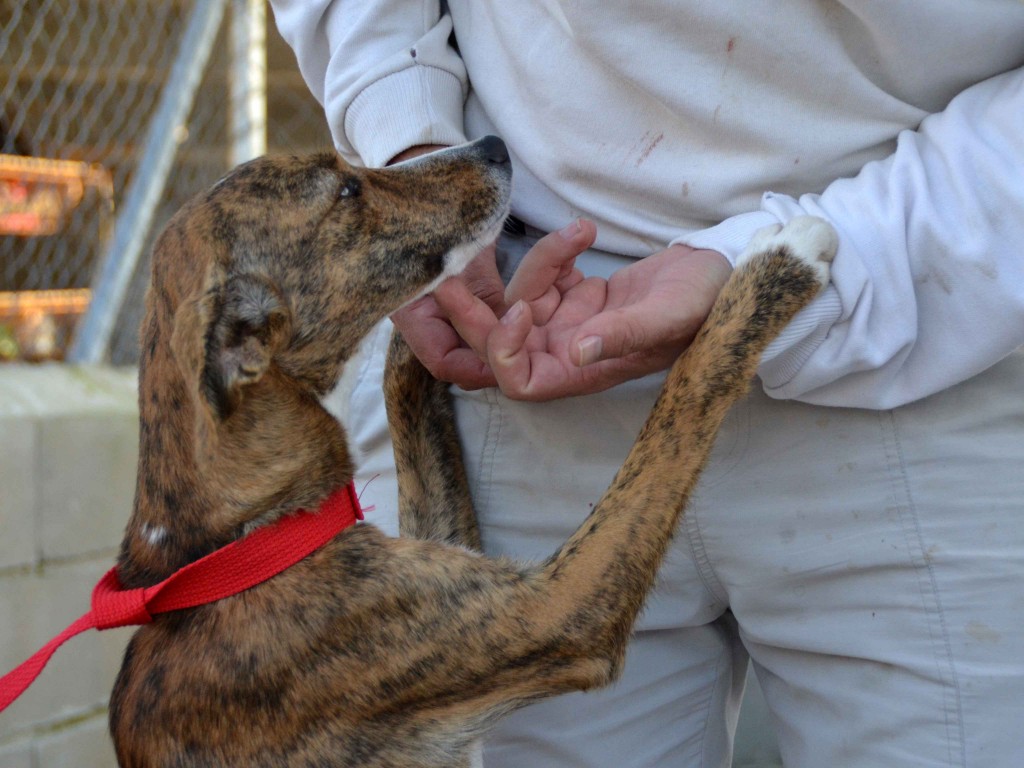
[{"left": 339, "top": 180, "right": 360, "bottom": 199}]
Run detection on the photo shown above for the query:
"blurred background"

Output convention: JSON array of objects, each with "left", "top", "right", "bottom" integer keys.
[
  {"left": 0, "top": 2, "right": 782, "bottom": 765},
  {"left": 0, "top": 0, "right": 330, "bottom": 366}
]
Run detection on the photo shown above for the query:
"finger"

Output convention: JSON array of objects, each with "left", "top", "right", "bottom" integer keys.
[
  {"left": 392, "top": 297, "right": 497, "bottom": 388},
  {"left": 431, "top": 349, "right": 497, "bottom": 390},
  {"left": 390, "top": 295, "right": 453, "bottom": 368},
  {"left": 505, "top": 219, "right": 596, "bottom": 308},
  {"left": 400, "top": 328, "right": 497, "bottom": 389},
  {"left": 459, "top": 242, "right": 507, "bottom": 312},
  {"left": 490, "top": 334, "right": 641, "bottom": 402},
  {"left": 486, "top": 300, "right": 539, "bottom": 397},
  {"left": 433, "top": 276, "right": 500, "bottom": 357},
  {"left": 487, "top": 301, "right": 613, "bottom": 401},
  {"left": 488, "top": 305, "right": 672, "bottom": 400}
]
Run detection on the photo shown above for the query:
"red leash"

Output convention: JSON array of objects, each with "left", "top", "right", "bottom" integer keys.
[{"left": 0, "top": 483, "right": 363, "bottom": 714}]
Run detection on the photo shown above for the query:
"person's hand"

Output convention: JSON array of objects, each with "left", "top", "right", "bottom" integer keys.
[
  {"left": 390, "top": 220, "right": 598, "bottom": 388},
  {"left": 388, "top": 148, "right": 732, "bottom": 400},
  {"left": 484, "top": 232, "right": 732, "bottom": 400},
  {"left": 431, "top": 219, "right": 732, "bottom": 400}
]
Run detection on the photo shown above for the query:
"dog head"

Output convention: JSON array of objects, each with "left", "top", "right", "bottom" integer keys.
[
  {"left": 157, "top": 137, "right": 511, "bottom": 425},
  {"left": 124, "top": 137, "right": 512, "bottom": 538}
]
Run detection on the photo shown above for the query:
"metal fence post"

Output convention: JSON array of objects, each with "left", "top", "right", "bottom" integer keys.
[
  {"left": 230, "top": 0, "right": 268, "bottom": 166},
  {"left": 68, "top": 0, "right": 229, "bottom": 364}
]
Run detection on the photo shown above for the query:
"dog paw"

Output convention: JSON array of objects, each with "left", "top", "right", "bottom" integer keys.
[{"left": 737, "top": 216, "right": 837, "bottom": 288}]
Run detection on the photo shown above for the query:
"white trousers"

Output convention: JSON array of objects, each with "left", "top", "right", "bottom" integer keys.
[{"left": 344, "top": 234, "right": 1024, "bottom": 767}]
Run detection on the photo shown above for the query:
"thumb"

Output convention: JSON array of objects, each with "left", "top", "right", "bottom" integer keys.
[{"left": 570, "top": 307, "right": 679, "bottom": 367}]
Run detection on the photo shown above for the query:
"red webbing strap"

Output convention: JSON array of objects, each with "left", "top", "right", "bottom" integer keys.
[{"left": 0, "top": 483, "right": 362, "bottom": 713}]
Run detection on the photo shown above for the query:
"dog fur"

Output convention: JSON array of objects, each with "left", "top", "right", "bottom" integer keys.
[{"left": 107, "top": 135, "right": 835, "bottom": 767}]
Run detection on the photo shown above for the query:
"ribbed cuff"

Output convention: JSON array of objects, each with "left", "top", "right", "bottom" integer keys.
[
  {"left": 343, "top": 66, "right": 467, "bottom": 168},
  {"left": 669, "top": 210, "right": 782, "bottom": 266},
  {"left": 671, "top": 207, "right": 845, "bottom": 396},
  {"left": 758, "top": 286, "right": 843, "bottom": 392}
]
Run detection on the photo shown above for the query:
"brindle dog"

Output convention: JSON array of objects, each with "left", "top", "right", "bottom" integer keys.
[{"left": 108, "top": 135, "right": 836, "bottom": 767}]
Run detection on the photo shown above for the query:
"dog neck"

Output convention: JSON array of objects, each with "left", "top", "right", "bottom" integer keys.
[{"left": 117, "top": 351, "right": 354, "bottom": 589}]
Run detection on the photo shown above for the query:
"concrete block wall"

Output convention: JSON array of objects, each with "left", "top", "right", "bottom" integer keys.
[{"left": 0, "top": 365, "right": 138, "bottom": 767}]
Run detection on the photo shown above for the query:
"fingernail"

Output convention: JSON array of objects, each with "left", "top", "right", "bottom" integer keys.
[
  {"left": 577, "top": 336, "right": 602, "bottom": 366},
  {"left": 558, "top": 219, "right": 582, "bottom": 240},
  {"left": 502, "top": 300, "right": 525, "bottom": 325}
]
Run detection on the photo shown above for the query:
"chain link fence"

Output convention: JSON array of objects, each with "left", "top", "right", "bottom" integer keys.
[{"left": 0, "top": 0, "right": 331, "bottom": 363}]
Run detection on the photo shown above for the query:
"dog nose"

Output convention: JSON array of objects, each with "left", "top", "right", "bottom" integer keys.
[{"left": 478, "top": 135, "right": 509, "bottom": 165}]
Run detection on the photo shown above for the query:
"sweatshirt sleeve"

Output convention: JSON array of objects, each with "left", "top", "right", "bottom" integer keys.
[
  {"left": 269, "top": 0, "right": 468, "bottom": 167},
  {"left": 674, "top": 66, "right": 1024, "bottom": 409}
]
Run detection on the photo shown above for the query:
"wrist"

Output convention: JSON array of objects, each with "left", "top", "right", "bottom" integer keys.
[
  {"left": 665, "top": 244, "right": 732, "bottom": 291},
  {"left": 669, "top": 211, "right": 782, "bottom": 267},
  {"left": 387, "top": 144, "right": 450, "bottom": 165}
]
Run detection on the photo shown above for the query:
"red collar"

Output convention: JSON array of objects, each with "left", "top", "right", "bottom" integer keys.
[{"left": 0, "top": 482, "right": 363, "bottom": 713}]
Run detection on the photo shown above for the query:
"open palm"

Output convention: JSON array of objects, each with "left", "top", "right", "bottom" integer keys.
[{"left": 486, "top": 242, "right": 732, "bottom": 400}]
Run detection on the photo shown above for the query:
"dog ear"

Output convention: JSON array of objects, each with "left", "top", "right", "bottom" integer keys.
[{"left": 172, "top": 272, "right": 292, "bottom": 425}]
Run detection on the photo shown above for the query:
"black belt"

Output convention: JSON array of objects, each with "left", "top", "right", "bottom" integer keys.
[{"left": 502, "top": 215, "right": 528, "bottom": 236}]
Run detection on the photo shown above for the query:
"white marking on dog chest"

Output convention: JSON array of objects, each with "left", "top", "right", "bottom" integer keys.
[{"left": 141, "top": 523, "right": 168, "bottom": 546}]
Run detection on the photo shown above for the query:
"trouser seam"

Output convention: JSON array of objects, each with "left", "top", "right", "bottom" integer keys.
[
  {"left": 880, "top": 410, "right": 967, "bottom": 767},
  {"left": 698, "top": 639, "right": 728, "bottom": 768},
  {"left": 473, "top": 388, "right": 502, "bottom": 530},
  {"left": 683, "top": 506, "right": 730, "bottom": 608}
]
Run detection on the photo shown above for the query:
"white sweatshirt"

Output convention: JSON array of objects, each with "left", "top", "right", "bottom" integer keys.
[{"left": 271, "top": 1, "right": 1024, "bottom": 409}]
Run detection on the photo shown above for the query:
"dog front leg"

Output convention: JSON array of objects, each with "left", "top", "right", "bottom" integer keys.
[
  {"left": 517, "top": 218, "right": 838, "bottom": 693},
  {"left": 384, "top": 330, "right": 482, "bottom": 550}
]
